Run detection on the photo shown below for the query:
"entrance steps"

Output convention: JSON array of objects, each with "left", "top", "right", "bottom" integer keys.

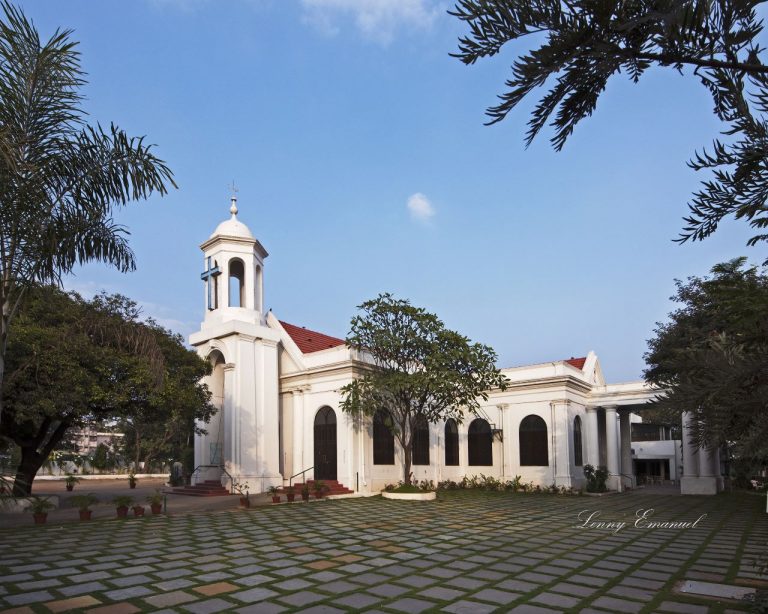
[
  {"left": 172, "top": 480, "right": 232, "bottom": 497},
  {"left": 286, "top": 480, "right": 354, "bottom": 496}
]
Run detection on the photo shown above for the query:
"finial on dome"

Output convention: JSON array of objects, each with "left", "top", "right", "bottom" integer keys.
[{"left": 228, "top": 179, "right": 239, "bottom": 218}]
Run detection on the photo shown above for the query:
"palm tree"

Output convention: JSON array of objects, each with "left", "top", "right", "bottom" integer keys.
[{"left": 0, "top": 2, "right": 176, "bottom": 422}]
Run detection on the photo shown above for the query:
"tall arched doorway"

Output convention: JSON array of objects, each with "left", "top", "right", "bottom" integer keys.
[{"left": 314, "top": 407, "right": 337, "bottom": 480}]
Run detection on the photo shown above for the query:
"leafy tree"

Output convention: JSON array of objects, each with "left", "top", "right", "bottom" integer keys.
[
  {"left": 0, "top": 2, "right": 176, "bottom": 423},
  {"left": 117, "top": 324, "right": 215, "bottom": 471},
  {"left": 340, "top": 293, "right": 508, "bottom": 485},
  {"left": 90, "top": 442, "right": 116, "bottom": 472},
  {"left": 450, "top": 0, "right": 768, "bottom": 247},
  {"left": 644, "top": 258, "right": 768, "bottom": 460},
  {"left": 0, "top": 287, "right": 213, "bottom": 495}
]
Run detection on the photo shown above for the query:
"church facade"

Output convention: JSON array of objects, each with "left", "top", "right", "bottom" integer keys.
[{"left": 190, "top": 200, "right": 722, "bottom": 495}]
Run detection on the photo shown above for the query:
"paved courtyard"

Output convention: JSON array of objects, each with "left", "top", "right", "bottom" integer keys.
[{"left": 0, "top": 490, "right": 764, "bottom": 613}]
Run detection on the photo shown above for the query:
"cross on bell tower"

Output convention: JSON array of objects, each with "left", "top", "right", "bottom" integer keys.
[{"left": 200, "top": 256, "right": 221, "bottom": 310}]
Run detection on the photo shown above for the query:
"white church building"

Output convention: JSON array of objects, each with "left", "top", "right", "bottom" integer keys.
[{"left": 190, "top": 199, "right": 724, "bottom": 496}]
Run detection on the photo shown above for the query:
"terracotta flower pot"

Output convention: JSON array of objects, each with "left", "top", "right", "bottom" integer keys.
[
  {"left": 150, "top": 503, "right": 162, "bottom": 515},
  {"left": 271, "top": 496, "right": 280, "bottom": 504},
  {"left": 239, "top": 497, "right": 248, "bottom": 507},
  {"left": 286, "top": 493, "right": 295, "bottom": 502},
  {"left": 116, "top": 506, "right": 128, "bottom": 518},
  {"left": 314, "top": 492, "right": 323, "bottom": 499},
  {"left": 133, "top": 506, "right": 145, "bottom": 517},
  {"left": 301, "top": 493, "right": 310, "bottom": 502},
  {"left": 129, "top": 482, "right": 136, "bottom": 489},
  {"left": 33, "top": 512, "right": 47, "bottom": 525},
  {"left": 66, "top": 484, "right": 74, "bottom": 491},
  {"left": 79, "top": 510, "right": 92, "bottom": 521}
]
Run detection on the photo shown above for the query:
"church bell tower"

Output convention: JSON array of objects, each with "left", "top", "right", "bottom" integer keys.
[
  {"left": 199, "top": 195, "right": 267, "bottom": 328},
  {"left": 189, "top": 195, "right": 282, "bottom": 492}
]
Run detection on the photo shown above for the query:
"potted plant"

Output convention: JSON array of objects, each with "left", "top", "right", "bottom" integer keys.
[
  {"left": 128, "top": 473, "right": 137, "bottom": 489},
  {"left": 27, "top": 495, "right": 55, "bottom": 524},
  {"left": 70, "top": 493, "right": 98, "bottom": 521},
  {"left": 146, "top": 489, "right": 163, "bottom": 514},
  {"left": 113, "top": 495, "right": 133, "bottom": 518},
  {"left": 301, "top": 484, "right": 310, "bottom": 502},
  {"left": 268, "top": 486, "right": 280, "bottom": 504},
  {"left": 233, "top": 480, "right": 250, "bottom": 507},
  {"left": 64, "top": 473, "right": 80, "bottom": 492},
  {"left": 132, "top": 503, "right": 145, "bottom": 517},
  {"left": 313, "top": 481, "right": 327, "bottom": 499},
  {"left": 285, "top": 485, "right": 295, "bottom": 502}
]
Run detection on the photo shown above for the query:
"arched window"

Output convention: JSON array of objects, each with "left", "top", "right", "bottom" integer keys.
[
  {"left": 573, "top": 416, "right": 583, "bottom": 466},
  {"left": 411, "top": 414, "right": 429, "bottom": 465},
  {"left": 519, "top": 415, "right": 548, "bottom": 466},
  {"left": 229, "top": 259, "right": 245, "bottom": 307},
  {"left": 468, "top": 418, "right": 493, "bottom": 466},
  {"left": 373, "top": 409, "right": 394, "bottom": 465},
  {"left": 444, "top": 419, "right": 459, "bottom": 466}
]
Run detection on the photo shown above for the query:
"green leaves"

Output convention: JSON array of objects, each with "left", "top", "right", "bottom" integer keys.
[
  {"left": 451, "top": 0, "right": 768, "bottom": 249},
  {"left": 340, "top": 293, "right": 508, "bottom": 483},
  {"left": 644, "top": 258, "right": 768, "bottom": 460},
  {"left": 0, "top": 2, "right": 176, "bottom": 423}
]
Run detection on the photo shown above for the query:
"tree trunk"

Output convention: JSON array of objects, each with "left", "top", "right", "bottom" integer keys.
[
  {"left": 403, "top": 446, "right": 413, "bottom": 485},
  {"left": 12, "top": 446, "right": 42, "bottom": 496}
]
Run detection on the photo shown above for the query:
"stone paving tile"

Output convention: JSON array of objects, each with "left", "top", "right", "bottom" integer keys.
[
  {"left": 385, "top": 597, "right": 438, "bottom": 613},
  {"left": 85, "top": 603, "right": 140, "bottom": 614},
  {"left": 44, "top": 595, "right": 102, "bottom": 612},
  {"left": 276, "top": 590, "right": 326, "bottom": 607},
  {"left": 182, "top": 597, "right": 238, "bottom": 613},
  {"left": 333, "top": 593, "right": 382, "bottom": 609},
  {"left": 441, "top": 600, "right": 497, "bottom": 614},
  {"left": 532, "top": 590, "right": 581, "bottom": 608},
  {"left": 591, "top": 595, "right": 644, "bottom": 613},
  {"left": 234, "top": 602, "right": 286, "bottom": 614},
  {"left": 229, "top": 587, "right": 280, "bottom": 603},
  {"left": 3, "top": 590, "right": 55, "bottom": 606},
  {"left": 143, "top": 590, "right": 198, "bottom": 608},
  {"left": 471, "top": 588, "right": 521, "bottom": 605}
]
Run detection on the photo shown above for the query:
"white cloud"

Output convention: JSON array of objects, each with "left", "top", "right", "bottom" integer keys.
[
  {"left": 301, "top": 0, "right": 440, "bottom": 44},
  {"left": 407, "top": 192, "right": 435, "bottom": 222}
]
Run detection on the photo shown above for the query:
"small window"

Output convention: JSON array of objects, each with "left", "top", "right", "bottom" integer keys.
[
  {"left": 519, "top": 414, "right": 548, "bottom": 466},
  {"left": 229, "top": 259, "right": 245, "bottom": 307},
  {"left": 445, "top": 419, "right": 459, "bottom": 466},
  {"left": 412, "top": 414, "right": 429, "bottom": 465},
  {"left": 468, "top": 418, "right": 493, "bottom": 466},
  {"left": 573, "top": 416, "right": 583, "bottom": 467},
  {"left": 373, "top": 409, "right": 395, "bottom": 465}
]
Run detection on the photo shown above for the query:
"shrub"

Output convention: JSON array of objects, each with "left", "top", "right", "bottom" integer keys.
[{"left": 583, "top": 464, "right": 609, "bottom": 493}]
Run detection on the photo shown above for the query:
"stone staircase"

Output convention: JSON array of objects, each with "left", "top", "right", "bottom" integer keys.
[
  {"left": 172, "top": 480, "right": 232, "bottom": 497},
  {"left": 286, "top": 479, "right": 353, "bottom": 496}
]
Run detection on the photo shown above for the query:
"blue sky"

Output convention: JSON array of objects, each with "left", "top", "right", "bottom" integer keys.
[{"left": 21, "top": 0, "right": 764, "bottom": 382}]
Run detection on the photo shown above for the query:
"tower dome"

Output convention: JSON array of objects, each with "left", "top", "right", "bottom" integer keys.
[{"left": 210, "top": 196, "right": 254, "bottom": 239}]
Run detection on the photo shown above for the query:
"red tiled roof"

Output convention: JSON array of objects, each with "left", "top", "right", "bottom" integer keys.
[
  {"left": 565, "top": 356, "right": 587, "bottom": 370},
  {"left": 279, "top": 320, "right": 346, "bottom": 354}
]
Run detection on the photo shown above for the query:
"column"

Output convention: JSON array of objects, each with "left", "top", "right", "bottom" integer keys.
[
  {"left": 551, "top": 400, "right": 572, "bottom": 487},
  {"left": 292, "top": 389, "right": 305, "bottom": 478},
  {"left": 680, "top": 411, "right": 718, "bottom": 494},
  {"left": 604, "top": 406, "right": 621, "bottom": 491},
  {"left": 223, "top": 363, "right": 235, "bottom": 473},
  {"left": 681, "top": 411, "right": 698, "bottom": 479},
  {"left": 585, "top": 407, "right": 600, "bottom": 467},
  {"left": 619, "top": 410, "right": 634, "bottom": 488}
]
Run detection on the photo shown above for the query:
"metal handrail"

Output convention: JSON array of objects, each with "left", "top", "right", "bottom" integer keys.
[
  {"left": 190, "top": 464, "right": 235, "bottom": 494},
  {"left": 286, "top": 466, "right": 314, "bottom": 489}
]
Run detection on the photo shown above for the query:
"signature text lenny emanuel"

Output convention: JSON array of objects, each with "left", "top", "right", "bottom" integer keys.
[{"left": 575, "top": 508, "right": 707, "bottom": 534}]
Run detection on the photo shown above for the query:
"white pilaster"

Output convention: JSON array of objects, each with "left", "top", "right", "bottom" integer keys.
[
  {"left": 551, "top": 400, "right": 572, "bottom": 487},
  {"left": 604, "top": 406, "right": 621, "bottom": 491},
  {"left": 585, "top": 407, "right": 600, "bottom": 467},
  {"left": 619, "top": 410, "right": 634, "bottom": 488}
]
